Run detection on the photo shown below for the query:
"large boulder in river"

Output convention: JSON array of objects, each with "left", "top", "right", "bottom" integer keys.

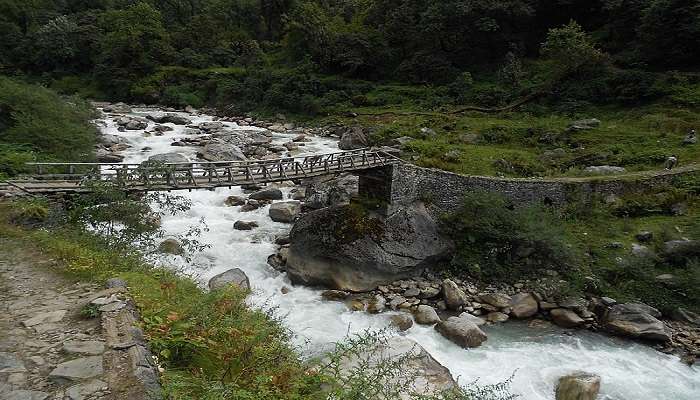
[
  {"left": 414, "top": 305, "right": 440, "bottom": 325},
  {"left": 602, "top": 303, "right": 670, "bottom": 342},
  {"left": 442, "top": 279, "right": 467, "bottom": 311},
  {"left": 103, "top": 103, "right": 132, "bottom": 113},
  {"left": 509, "top": 293, "right": 538, "bottom": 318},
  {"left": 555, "top": 372, "right": 601, "bottom": 400},
  {"left": 250, "top": 188, "right": 283, "bottom": 201},
  {"left": 338, "top": 127, "right": 369, "bottom": 150},
  {"left": 269, "top": 201, "right": 301, "bottom": 223},
  {"left": 148, "top": 153, "right": 189, "bottom": 163},
  {"left": 304, "top": 174, "right": 358, "bottom": 209},
  {"left": 208, "top": 268, "right": 251, "bottom": 291},
  {"left": 198, "top": 139, "right": 246, "bottom": 162},
  {"left": 435, "top": 317, "right": 487, "bottom": 349},
  {"left": 286, "top": 202, "right": 452, "bottom": 291}
]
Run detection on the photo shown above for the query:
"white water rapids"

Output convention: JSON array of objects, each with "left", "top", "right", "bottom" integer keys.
[{"left": 100, "top": 107, "right": 699, "bottom": 399}]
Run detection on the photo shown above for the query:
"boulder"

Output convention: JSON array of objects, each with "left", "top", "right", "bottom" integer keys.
[
  {"left": 321, "top": 290, "right": 349, "bottom": 301},
  {"left": 670, "top": 307, "right": 700, "bottom": 326},
  {"left": 286, "top": 203, "right": 452, "bottom": 291},
  {"left": 224, "top": 196, "right": 246, "bottom": 206},
  {"left": 250, "top": 188, "right": 283, "bottom": 201},
  {"left": 103, "top": 103, "right": 131, "bottom": 113},
  {"left": 125, "top": 120, "right": 147, "bottom": 130},
  {"left": 198, "top": 139, "right": 247, "bottom": 162},
  {"left": 148, "top": 153, "right": 189, "bottom": 163},
  {"left": 479, "top": 293, "right": 511, "bottom": 308},
  {"left": 414, "top": 305, "right": 441, "bottom": 325},
  {"left": 100, "top": 134, "right": 129, "bottom": 147},
  {"left": 269, "top": 201, "right": 301, "bottom": 223},
  {"left": 435, "top": 317, "right": 487, "bottom": 349},
  {"left": 509, "top": 293, "right": 538, "bottom": 318},
  {"left": 159, "top": 114, "right": 191, "bottom": 125},
  {"left": 199, "top": 121, "right": 224, "bottom": 132},
  {"left": 96, "top": 149, "right": 124, "bottom": 163},
  {"left": 550, "top": 308, "right": 585, "bottom": 328},
  {"left": 304, "top": 174, "right": 358, "bottom": 209},
  {"left": 158, "top": 238, "right": 184, "bottom": 255},
  {"left": 458, "top": 313, "right": 486, "bottom": 326},
  {"left": 390, "top": 314, "right": 414, "bottom": 332},
  {"left": 603, "top": 303, "right": 670, "bottom": 342},
  {"left": 208, "top": 268, "right": 251, "bottom": 291},
  {"left": 338, "top": 127, "right": 369, "bottom": 150},
  {"left": 583, "top": 165, "right": 626, "bottom": 175},
  {"left": 233, "top": 221, "right": 258, "bottom": 230},
  {"left": 568, "top": 118, "right": 601, "bottom": 131},
  {"left": 555, "top": 372, "right": 601, "bottom": 400},
  {"left": 367, "top": 294, "right": 386, "bottom": 313},
  {"left": 442, "top": 279, "right": 467, "bottom": 310},
  {"left": 486, "top": 312, "right": 509, "bottom": 323},
  {"left": 661, "top": 240, "right": 700, "bottom": 262}
]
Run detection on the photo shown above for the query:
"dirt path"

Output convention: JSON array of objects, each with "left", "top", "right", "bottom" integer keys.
[{"left": 0, "top": 240, "right": 161, "bottom": 400}]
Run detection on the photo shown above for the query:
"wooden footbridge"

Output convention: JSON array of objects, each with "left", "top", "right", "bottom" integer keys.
[{"left": 1, "top": 149, "right": 401, "bottom": 195}]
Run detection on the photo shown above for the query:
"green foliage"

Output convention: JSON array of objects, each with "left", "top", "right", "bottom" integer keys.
[
  {"left": 540, "top": 21, "right": 605, "bottom": 77},
  {"left": 7, "top": 198, "right": 49, "bottom": 226},
  {"left": 445, "top": 191, "right": 579, "bottom": 281},
  {"left": 0, "top": 144, "right": 35, "bottom": 178}
]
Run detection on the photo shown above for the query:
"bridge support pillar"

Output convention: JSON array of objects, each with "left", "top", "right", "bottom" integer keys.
[{"left": 355, "top": 165, "right": 395, "bottom": 215}]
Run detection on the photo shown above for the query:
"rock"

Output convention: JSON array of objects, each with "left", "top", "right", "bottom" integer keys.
[
  {"left": 208, "top": 268, "right": 251, "bottom": 291},
  {"left": 63, "top": 341, "right": 105, "bottom": 356},
  {"left": 635, "top": 231, "right": 653, "bottom": 242},
  {"left": 486, "top": 312, "right": 509, "bottom": 323},
  {"left": 286, "top": 203, "right": 452, "bottom": 291},
  {"left": 509, "top": 293, "right": 538, "bottom": 318},
  {"left": 670, "top": 307, "right": 700, "bottom": 326},
  {"left": 4, "top": 390, "right": 49, "bottom": 400},
  {"left": 414, "top": 305, "right": 441, "bottom": 325},
  {"left": 555, "top": 372, "right": 601, "bottom": 400},
  {"left": 105, "top": 278, "right": 128, "bottom": 288},
  {"left": 391, "top": 136, "right": 414, "bottom": 147},
  {"left": 603, "top": 303, "right": 670, "bottom": 342},
  {"left": 250, "top": 188, "right": 283, "bottom": 201},
  {"left": 65, "top": 379, "right": 107, "bottom": 400},
  {"left": 661, "top": 240, "right": 700, "bottom": 262},
  {"left": 49, "top": 356, "right": 103, "bottom": 383},
  {"left": 160, "top": 114, "right": 191, "bottom": 125},
  {"left": 125, "top": 120, "right": 147, "bottom": 130},
  {"left": 435, "top": 317, "right": 487, "bottom": 349},
  {"left": 199, "top": 140, "right": 247, "bottom": 162},
  {"left": 152, "top": 124, "right": 173, "bottom": 133},
  {"left": 403, "top": 287, "right": 420, "bottom": 297},
  {"left": 550, "top": 309, "right": 585, "bottom": 328},
  {"left": 390, "top": 314, "right": 414, "bottom": 331},
  {"left": 631, "top": 244, "right": 655, "bottom": 259},
  {"left": 442, "top": 279, "right": 467, "bottom": 310},
  {"left": 321, "top": 290, "right": 349, "bottom": 301},
  {"left": 233, "top": 220, "right": 259, "bottom": 230},
  {"left": 269, "top": 201, "right": 301, "bottom": 223},
  {"left": 458, "top": 313, "right": 487, "bottom": 326},
  {"left": 584, "top": 165, "right": 626, "bottom": 175},
  {"left": 224, "top": 196, "right": 246, "bottom": 206},
  {"left": 442, "top": 150, "right": 462, "bottom": 162},
  {"left": 199, "top": 121, "right": 224, "bottom": 132},
  {"left": 304, "top": 174, "right": 358, "bottom": 209},
  {"left": 367, "top": 295, "right": 386, "bottom": 313},
  {"left": 419, "top": 286, "right": 441, "bottom": 299},
  {"left": 103, "top": 102, "right": 131, "bottom": 113},
  {"left": 22, "top": 310, "right": 67, "bottom": 327},
  {"left": 96, "top": 149, "right": 124, "bottom": 163},
  {"left": 479, "top": 293, "right": 511, "bottom": 308},
  {"left": 148, "top": 153, "right": 189, "bottom": 163},
  {"left": 568, "top": 118, "right": 601, "bottom": 131},
  {"left": 338, "top": 127, "right": 369, "bottom": 150},
  {"left": 158, "top": 238, "right": 184, "bottom": 255},
  {"left": 0, "top": 352, "right": 26, "bottom": 373},
  {"left": 654, "top": 273, "right": 678, "bottom": 286},
  {"left": 100, "top": 134, "right": 129, "bottom": 147}
]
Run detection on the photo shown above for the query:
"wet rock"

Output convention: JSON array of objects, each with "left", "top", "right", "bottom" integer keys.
[
  {"left": 486, "top": 312, "right": 509, "bottom": 323},
  {"left": 321, "top": 290, "right": 349, "bottom": 301},
  {"left": 670, "top": 307, "right": 700, "bottom": 326},
  {"left": 199, "top": 121, "right": 224, "bottom": 132},
  {"left": 435, "top": 317, "right": 487, "bottom": 349},
  {"left": 96, "top": 149, "right": 124, "bottom": 163},
  {"left": 199, "top": 139, "right": 246, "bottom": 162},
  {"left": 287, "top": 203, "right": 452, "bottom": 291},
  {"left": 224, "top": 196, "right": 246, "bottom": 206},
  {"left": 479, "top": 293, "right": 511, "bottom": 308},
  {"left": 390, "top": 314, "right": 414, "bottom": 332},
  {"left": 125, "top": 120, "right": 148, "bottom": 130},
  {"left": 49, "top": 356, "right": 103, "bottom": 383},
  {"left": 550, "top": 308, "right": 585, "bottom": 328},
  {"left": 249, "top": 188, "right": 283, "bottom": 201},
  {"left": 159, "top": 114, "right": 191, "bottom": 125},
  {"left": 158, "top": 238, "right": 184, "bottom": 255},
  {"left": 509, "top": 293, "right": 538, "bottom": 318},
  {"left": 458, "top": 313, "right": 487, "bottom": 326},
  {"left": 148, "top": 153, "right": 189, "bottom": 163},
  {"left": 208, "top": 268, "right": 251, "bottom": 291},
  {"left": 103, "top": 102, "right": 132, "bottom": 113},
  {"left": 414, "top": 305, "right": 441, "bottom": 325},
  {"left": 233, "top": 220, "right": 259, "bottom": 230},
  {"left": 442, "top": 279, "right": 467, "bottom": 310},
  {"left": 63, "top": 341, "right": 105, "bottom": 356},
  {"left": 555, "top": 372, "right": 601, "bottom": 400},
  {"left": 603, "top": 303, "right": 670, "bottom": 342},
  {"left": 367, "top": 295, "right": 386, "bottom": 313},
  {"left": 338, "top": 127, "right": 369, "bottom": 150},
  {"left": 269, "top": 201, "right": 301, "bottom": 223},
  {"left": 22, "top": 310, "right": 67, "bottom": 328}
]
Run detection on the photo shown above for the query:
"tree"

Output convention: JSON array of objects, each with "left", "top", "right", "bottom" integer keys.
[
  {"left": 638, "top": 0, "right": 700, "bottom": 67},
  {"left": 540, "top": 20, "right": 604, "bottom": 77}
]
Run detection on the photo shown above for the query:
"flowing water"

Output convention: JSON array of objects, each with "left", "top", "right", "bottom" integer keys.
[{"left": 100, "top": 107, "right": 699, "bottom": 400}]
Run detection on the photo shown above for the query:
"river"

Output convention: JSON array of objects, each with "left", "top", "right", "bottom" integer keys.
[{"left": 100, "top": 106, "right": 699, "bottom": 399}]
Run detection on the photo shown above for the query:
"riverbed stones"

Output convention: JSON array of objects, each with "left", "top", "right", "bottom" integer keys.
[
  {"left": 286, "top": 203, "right": 452, "bottom": 291},
  {"left": 555, "top": 372, "right": 601, "bottom": 400},
  {"left": 486, "top": 312, "right": 509, "bottom": 323},
  {"left": 390, "top": 314, "right": 414, "bottom": 332},
  {"left": 224, "top": 195, "right": 246, "bottom": 206},
  {"left": 148, "top": 152, "right": 189, "bottom": 163},
  {"left": 479, "top": 293, "right": 511, "bottom": 308},
  {"left": 338, "top": 126, "right": 369, "bottom": 150},
  {"left": 414, "top": 305, "right": 441, "bottom": 325},
  {"left": 199, "top": 140, "right": 246, "bottom": 162},
  {"left": 442, "top": 279, "right": 467, "bottom": 310},
  {"left": 321, "top": 290, "right": 349, "bottom": 301},
  {"left": 269, "top": 201, "right": 301, "bottom": 223},
  {"left": 125, "top": 120, "right": 147, "bottom": 130},
  {"left": 49, "top": 356, "right": 104, "bottom": 383},
  {"left": 458, "top": 313, "right": 486, "bottom": 326},
  {"left": 603, "top": 303, "right": 670, "bottom": 342},
  {"left": 250, "top": 188, "right": 283, "bottom": 201},
  {"left": 233, "top": 220, "right": 259, "bottom": 230},
  {"left": 158, "top": 238, "right": 184, "bottom": 255},
  {"left": 550, "top": 309, "right": 585, "bottom": 328},
  {"left": 509, "top": 293, "right": 538, "bottom": 318},
  {"left": 208, "top": 268, "right": 251, "bottom": 291},
  {"left": 435, "top": 317, "right": 487, "bottom": 348}
]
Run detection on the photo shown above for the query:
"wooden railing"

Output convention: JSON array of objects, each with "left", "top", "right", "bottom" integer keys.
[{"left": 3, "top": 149, "right": 401, "bottom": 194}]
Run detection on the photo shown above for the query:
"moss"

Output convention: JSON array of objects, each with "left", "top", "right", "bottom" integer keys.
[{"left": 332, "top": 203, "right": 385, "bottom": 244}]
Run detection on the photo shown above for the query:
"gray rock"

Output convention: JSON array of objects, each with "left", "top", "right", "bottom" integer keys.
[
  {"left": 390, "top": 314, "right": 414, "bottom": 331},
  {"left": 367, "top": 294, "right": 386, "bottom": 313},
  {"left": 269, "top": 201, "right": 301, "bottom": 223},
  {"left": 391, "top": 136, "right": 415, "bottom": 147},
  {"left": 635, "top": 231, "right": 653, "bottom": 242},
  {"left": 22, "top": 310, "right": 67, "bottom": 327},
  {"left": 208, "top": 268, "right": 251, "bottom": 291},
  {"left": 321, "top": 290, "right": 349, "bottom": 301},
  {"left": 63, "top": 341, "right": 105, "bottom": 356},
  {"left": 479, "top": 293, "right": 511, "bottom": 308},
  {"left": 158, "top": 238, "right": 184, "bottom": 255},
  {"left": 509, "top": 293, "right": 538, "bottom": 318},
  {"left": 670, "top": 307, "right": 700, "bottom": 326},
  {"left": 654, "top": 273, "right": 678, "bottom": 286},
  {"left": 631, "top": 244, "right": 655, "bottom": 259},
  {"left": 584, "top": 165, "right": 626, "bottom": 175},
  {"left": 198, "top": 121, "right": 224, "bottom": 132},
  {"left": 100, "top": 133, "right": 129, "bottom": 147},
  {"left": 338, "top": 127, "right": 369, "bottom": 150},
  {"left": 442, "top": 279, "right": 467, "bottom": 310},
  {"left": 49, "top": 356, "right": 103, "bottom": 383},
  {"left": 0, "top": 352, "right": 26, "bottom": 373},
  {"left": 125, "top": 120, "right": 148, "bottom": 130},
  {"left": 160, "top": 114, "right": 191, "bottom": 125},
  {"left": 603, "top": 303, "right": 670, "bottom": 342},
  {"left": 568, "top": 118, "right": 601, "bottom": 131},
  {"left": 661, "top": 240, "right": 700, "bottom": 262},
  {"left": 103, "top": 102, "right": 131, "bottom": 113},
  {"left": 435, "top": 317, "right": 488, "bottom": 348},
  {"left": 148, "top": 153, "right": 189, "bottom": 163},
  {"left": 486, "top": 312, "right": 509, "bottom": 323},
  {"left": 5, "top": 390, "right": 49, "bottom": 400},
  {"left": 105, "top": 278, "right": 127, "bottom": 288},
  {"left": 555, "top": 372, "right": 601, "bottom": 400},
  {"left": 249, "top": 188, "right": 283, "bottom": 201},
  {"left": 419, "top": 286, "right": 441, "bottom": 299},
  {"left": 286, "top": 203, "right": 452, "bottom": 291},
  {"left": 66, "top": 379, "right": 107, "bottom": 400},
  {"left": 199, "top": 140, "right": 247, "bottom": 162},
  {"left": 304, "top": 174, "right": 358, "bottom": 209},
  {"left": 414, "top": 305, "right": 441, "bottom": 325},
  {"left": 550, "top": 308, "right": 585, "bottom": 328},
  {"left": 96, "top": 149, "right": 124, "bottom": 163},
  {"left": 224, "top": 196, "right": 246, "bottom": 206},
  {"left": 457, "top": 313, "right": 486, "bottom": 326},
  {"left": 233, "top": 220, "right": 259, "bottom": 230}
]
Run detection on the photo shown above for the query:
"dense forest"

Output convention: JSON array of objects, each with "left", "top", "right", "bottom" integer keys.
[{"left": 1, "top": 0, "right": 699, "bottom": 114}]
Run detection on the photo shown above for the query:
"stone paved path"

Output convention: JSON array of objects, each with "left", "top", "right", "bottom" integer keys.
[{"left": 0, "top": 242, "right": 160, "bottom": 400}]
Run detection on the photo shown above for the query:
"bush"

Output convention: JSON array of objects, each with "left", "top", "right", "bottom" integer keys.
[
  {"left": 0, "top": 144, "right": 35, "bottom": 178},
  {"left": 445, "top": 191, "right": 578, "bottom": 281}
]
